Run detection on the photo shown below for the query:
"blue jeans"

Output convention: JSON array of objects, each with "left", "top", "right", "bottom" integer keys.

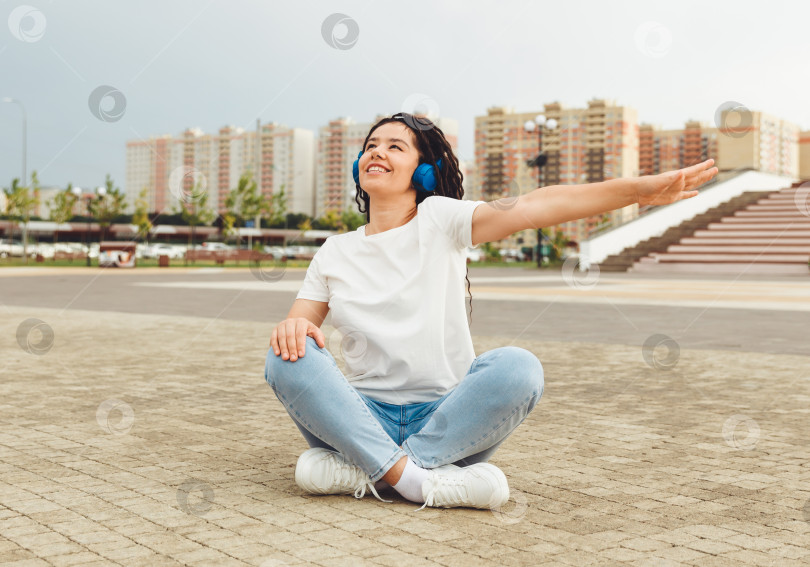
[{"left": 264, "top": 336, "right": 544, "bottom": 483}]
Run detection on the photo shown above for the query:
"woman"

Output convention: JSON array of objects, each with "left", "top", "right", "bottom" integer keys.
[{"left": 265, "top": 112, "right": 717, "bottom": 510}]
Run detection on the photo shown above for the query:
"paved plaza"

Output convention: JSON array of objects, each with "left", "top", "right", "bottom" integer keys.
[{"left": 1, "top": 266, "right": 809, "bottom": 566}]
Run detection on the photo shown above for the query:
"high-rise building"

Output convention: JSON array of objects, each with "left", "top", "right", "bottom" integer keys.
[
  {"left": 639, "top": 120, "right": 719, "bottom": 176},
  {"left": 314, "top": 115, "right": 459, "bottom": 220},
  {"left": 716, "top": 110, "right": 799, "bottom": 178},
  {"left": 125, "top": 123, "right": 314, "bottom": 217},
  {"left": 475, "top": 99, "right": 639, "bottom": 245},
  {"left": 800, "top": 131, "right": 810, "bottom": 181}
]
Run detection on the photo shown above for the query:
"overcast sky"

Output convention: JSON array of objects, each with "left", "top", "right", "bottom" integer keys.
[{"left": 2, "top": 0, "right": 809, "bottom": 194}]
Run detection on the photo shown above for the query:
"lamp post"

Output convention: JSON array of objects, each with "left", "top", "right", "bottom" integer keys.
[
  {"left": 2, "top": 97, "right": 27, "bottom": 185},
  {"left": 3, "top": 97, "right": 29, "bottom": 261},
  {"left": 524, "top": 115, "right": 558, "bottom": 268}
]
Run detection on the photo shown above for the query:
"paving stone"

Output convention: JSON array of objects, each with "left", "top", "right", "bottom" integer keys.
[{"left": 0, "top": 300, "right": 807, "bottom": 567}]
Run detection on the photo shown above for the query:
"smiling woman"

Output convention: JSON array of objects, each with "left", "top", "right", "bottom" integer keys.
[{"left": 262, "top": 111, "right": 717, "bottom": 512}]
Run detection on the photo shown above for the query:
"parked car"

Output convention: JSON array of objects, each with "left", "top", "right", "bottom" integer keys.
[
  {"left": 499, "top": 248, "right": 527, "bottom": 262},
  {"left": 465, "top": 247, "right": 484, "bottom": 262},
  {"left": 142, "top": 243, "right": 185, "bottom": 259},
  {"left": 282, "top": 246, "right": 319, "bottom": 260},
  {"left": 33, "top": 243, "right": 56, "bottom": 259},
  {"left": 262, "top": 246, "right": 287, "bottom": 260},
  {"left": 0, "top": 239, "right": 29, "bottom": 258},
  {"left": 200, "top": 242, "right": 234, "bottom": 252}
]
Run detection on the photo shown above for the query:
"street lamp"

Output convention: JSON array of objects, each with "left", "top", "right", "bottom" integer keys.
[
  {"left": 524, "top": 115, "right": 557, "bottom": 268},
  {"left": 3, "top": 97, "right": 28, "bottom": 261},
  {"left": 2, "top": 97, "right": 27, "bottom": 184}
]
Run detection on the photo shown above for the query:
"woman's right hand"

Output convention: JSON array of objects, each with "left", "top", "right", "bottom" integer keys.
[{"left": 270, "top": 317, "right": 326, "bottom": 362}]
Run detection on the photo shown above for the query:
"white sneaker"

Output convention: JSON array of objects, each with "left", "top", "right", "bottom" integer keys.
[
  {"left": 418, "top": 463, "right": 509, "bottom": 510},
  {"left": 295, "top": 448, "right": 390, "bottom": 502}
]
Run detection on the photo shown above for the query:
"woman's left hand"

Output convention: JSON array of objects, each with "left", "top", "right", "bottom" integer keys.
[{"left": 636, "top": 159, "right": 719, "bottom": 207}]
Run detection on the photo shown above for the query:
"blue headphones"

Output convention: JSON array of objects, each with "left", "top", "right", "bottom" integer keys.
[{"left": 352, "top": 150, "right": 443, "bottom": 193}]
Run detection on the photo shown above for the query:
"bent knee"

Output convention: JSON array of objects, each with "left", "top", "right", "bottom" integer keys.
[
  {"left": 264, "top": 337, "right": 326, "bottom": 389},
  {"left": 264, "top": 346, "right": 298, "bottom": 388},
  {"left": 498, "top": 346, "right": 544, "bottom": 396}
]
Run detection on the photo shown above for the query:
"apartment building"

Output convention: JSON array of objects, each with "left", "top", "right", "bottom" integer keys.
[
  {"left": 801, "top": 131, "right": 810, "bottom": 180},
  {"left": 314, "top": 115, "right": 459, "bottom": 219},
  {"left": 639, "top": 120, "right": 719, "bottom": 176},
  {"left": 475, "top": 99, "right": 639, "bottom": 246},
  {"left": 716, "top": 109, "right": 799, "bottom": 178},
  {"left": 126, "top": 122, "right": 314, "bottom": 217}
]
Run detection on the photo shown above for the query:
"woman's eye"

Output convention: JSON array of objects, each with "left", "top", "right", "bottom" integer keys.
[{"left": 391, "top": 145, "right": 401, "bottom": 150}]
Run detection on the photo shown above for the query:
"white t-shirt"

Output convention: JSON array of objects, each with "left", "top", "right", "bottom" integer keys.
[{"left": 296, "top": 195, "right": 488, "bottom": 405}]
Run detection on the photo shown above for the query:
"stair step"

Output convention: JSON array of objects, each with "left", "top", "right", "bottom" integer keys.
[
  {"left": 630, "top": 262, "right": 810, "bottom": 275},
  {"left": 680, "top": 237, "right": 810, "bottom": 245},
  {"left": 734, "top": 211, "right": 808, "bottom": 218},
  {"left": 758, "top": 196, "right": 805, "bottom": 203},
  {"left": 746, "top": 204, "right": 805, "bottom": 211},
  {"left": 650, "top": 253, "right": 810, "bottom": 263},
  {"left": 716, "top": 219, "right": 810, "bottom": 226},
  {"left": 694, "top": 229, "right": 810, "bottom": 237},
  {"left": 667, "top": 245, "right": 810, "bottom": 253}
]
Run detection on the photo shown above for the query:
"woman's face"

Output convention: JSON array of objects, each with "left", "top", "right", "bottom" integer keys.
[{"left": 358, "top": 122, "right": 420, "bottom": 194}]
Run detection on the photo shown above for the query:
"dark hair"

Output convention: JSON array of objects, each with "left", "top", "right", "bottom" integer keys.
[{"left": 353, "top": 112, "right": 476, "bottom": 325}]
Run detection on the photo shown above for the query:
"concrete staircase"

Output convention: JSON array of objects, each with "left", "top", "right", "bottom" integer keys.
[
  {"left": 628, "top": 183, "right": 810, "bottom": 275},
  {"left": 597, "top": 190, "right": 773, "bottom": 272}
]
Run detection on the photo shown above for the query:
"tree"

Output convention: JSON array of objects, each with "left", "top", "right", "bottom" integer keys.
[
  {"left": 266, "top": 185, "right": 287, "bottom": 227},
  {"left": 225, "top": 172, "right": 264, "bottom": 250},
  {"left": 132, "top": 187, "right": 152, "bottom": 242},
  {"left": 48, "top": 183, "right": 79, "bottom": 255},
  {"left": 548, "top": 229, "right": 568, "bottom": 261},
  {"left": 176, "top": 180, "right": 215, "bottom": 265},
  {"left": 3, "top": 172, "right": 40, "bottom": 263},
  {"left": 318, "top": 210, "right": 343, "bottom": 231},
  {"left": 221, "top": 211, "right": 237, "bottom": 243},
  {"left": 88, "top": 174, "right": 126, "bottom": 243},
  {"left": 340, "top": 208, "right": 365, "bottom": 232},
  {"left": 297, "top": 218, "right": 313, "bottom": 231}
]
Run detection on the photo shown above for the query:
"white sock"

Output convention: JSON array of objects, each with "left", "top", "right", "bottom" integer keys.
[{"left": 392, "top": 459, "right": 429, "bottom": 503}]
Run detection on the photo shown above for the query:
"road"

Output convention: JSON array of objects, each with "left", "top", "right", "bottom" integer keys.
[{"left": 1, "top": 266, "right": 807, "bottom": 356}]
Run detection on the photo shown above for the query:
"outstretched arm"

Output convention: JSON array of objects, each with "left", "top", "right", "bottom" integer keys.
[{"left": 471, "top": 159, "right": 718, "bottom": 246}]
